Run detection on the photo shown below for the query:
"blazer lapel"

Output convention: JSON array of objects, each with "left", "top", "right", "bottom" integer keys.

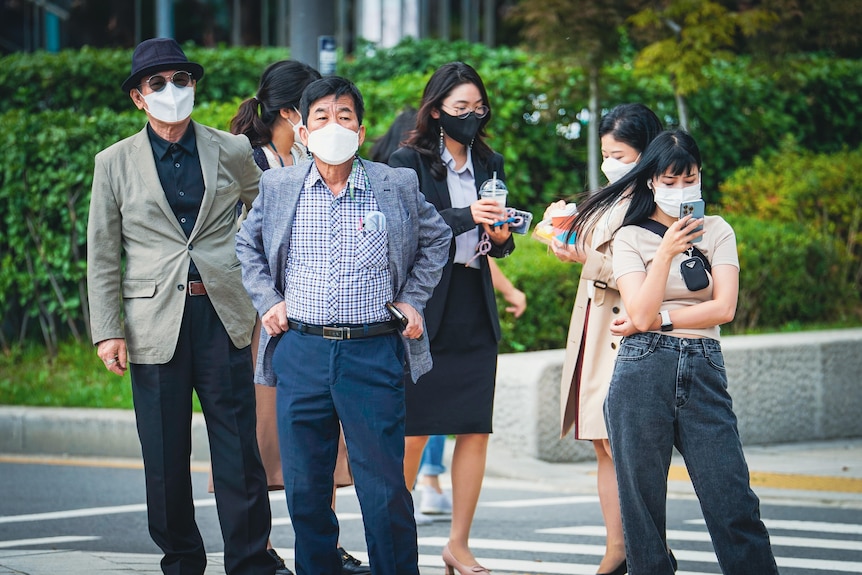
[
  {"left": 130, "top": 127, "right": 185, "bottom": 237},
  {"left": 191, "top": 122, "right": 218, "bottom": 240}
]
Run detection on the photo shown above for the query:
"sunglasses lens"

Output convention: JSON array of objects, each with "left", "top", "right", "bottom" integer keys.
[
  {"left": 147, "top": 75, "right": 167, "bottom": 91},
  {"left": 173, "top": 72, "right": 192, "bottom": 87}
]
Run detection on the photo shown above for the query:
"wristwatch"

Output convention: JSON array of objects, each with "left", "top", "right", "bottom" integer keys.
[{"left": 660, "top": 310, "right": 673, "bottom": 332}]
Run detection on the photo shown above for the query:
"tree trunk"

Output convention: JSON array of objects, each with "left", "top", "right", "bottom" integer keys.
[
  {"left": 587, "top": 63, "right": 600, "bottom": 192},
  {"left": 675, "top": 90, "right": 688, "bottom": 131}
]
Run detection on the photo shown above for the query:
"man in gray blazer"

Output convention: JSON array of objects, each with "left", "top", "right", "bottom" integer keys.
[
  {"left": 236, "top": 77, "right": 451, "bottom": 575},
  {"left": 87, "top": 38, "right": 275, "bottom": 575}
]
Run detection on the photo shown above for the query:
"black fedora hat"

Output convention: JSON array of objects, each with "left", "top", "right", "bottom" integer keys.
[{"left": 121, "top": 38, "right": 205, "bottom": 93}]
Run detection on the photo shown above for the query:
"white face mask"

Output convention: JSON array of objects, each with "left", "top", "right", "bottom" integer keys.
[
  {"left": 143, "top": 82, "right": 195, "bottom": 123},
  {"left": 601, "top": 156, "right": 637, "bottom": 184},
  {"left": 306, "top": 123, "right": 359, "bottom": 166},
  {"left": 653, "top": 182, "right": 702, "bottom": 218},
  {"left": 287, "top": 108, "right": 303, "bottom": 142}
]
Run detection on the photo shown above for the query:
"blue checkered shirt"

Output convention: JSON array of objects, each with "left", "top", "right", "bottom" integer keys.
[{"left": 284, "top": 160, "right": 392, "bottom": 325}]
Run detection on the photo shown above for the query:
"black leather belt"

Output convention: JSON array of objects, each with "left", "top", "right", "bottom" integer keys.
[{"left": 287, "top": 319, "right": 400, "bottom": 340}]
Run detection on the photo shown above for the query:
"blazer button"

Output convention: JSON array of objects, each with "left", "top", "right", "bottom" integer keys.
[
  {"left": 178, "top": 284, "right": 185, "bottom": 291},
  {"left": 188, "top": 244, "right": 193, "bottom": 250},
  {"left": 611, "top": 342, "right": 617, "bottom": 350},
  {"left": 612, "top": 306, "right": 620, "bottom": 314}
]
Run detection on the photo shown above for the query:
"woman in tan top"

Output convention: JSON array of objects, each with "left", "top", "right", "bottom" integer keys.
[{"left": 575, "top": 130, "right": 778, "bottom": 575}]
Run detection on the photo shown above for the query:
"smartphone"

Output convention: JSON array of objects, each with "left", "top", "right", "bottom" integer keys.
[
  {"left": 385, "top": 302, "right": 423, "bottom": 340},
  {"left": 680, "top": 199, "right": 705, "bottom": 243}
]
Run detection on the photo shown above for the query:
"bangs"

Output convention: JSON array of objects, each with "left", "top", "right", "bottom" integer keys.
[{"left": 656, "top": 148, "right": 699, "bottom": 177}]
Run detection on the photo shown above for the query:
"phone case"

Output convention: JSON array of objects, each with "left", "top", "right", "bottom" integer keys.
[{"left": 680, "top": 200, "right": 705, "bottom": 243}]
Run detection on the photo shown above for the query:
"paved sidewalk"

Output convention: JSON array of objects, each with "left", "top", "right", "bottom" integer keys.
[{"left": 2, "top": 404, "right": 861, "bottom": 575}]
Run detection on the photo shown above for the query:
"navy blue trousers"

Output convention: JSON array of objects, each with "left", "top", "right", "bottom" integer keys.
[
  {"left": 130, "top": 295, "right": 274, "bottom": 575},
  {"left": 273, "top": 329, "right": 419, "bottom": 575}
]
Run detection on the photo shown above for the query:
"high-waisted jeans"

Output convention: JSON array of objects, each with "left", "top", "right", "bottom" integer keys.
[{"left": 605, "top": 332, "right": 779, "bottom": 575}]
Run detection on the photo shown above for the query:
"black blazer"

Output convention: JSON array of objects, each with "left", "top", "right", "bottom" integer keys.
[{"left": 389, "top": 146, "right": 515, "bottom": 342}]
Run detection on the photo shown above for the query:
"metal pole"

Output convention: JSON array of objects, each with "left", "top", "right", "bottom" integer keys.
[
  {"left": 439, "top": 0, "right": 449, "bottom": 40},
  {"left": 277, "top": 0, "right": 288, "bottom": 47},
  {"left": 261, "top": 0, "right": 270, "bottom": 46},
  {"left": 232, "top": 0, "right": 242, "bottom": 45},
  {"left": 418, "top": 0, "right": 429, "bottom": 39},
  {"left": 483, "top": 0, "right": 495, "bottom": 47},
  {"left": 134, "top": 0, "right": 142, "bottom": 45},
  {"left": 156, "top": 0, "right": 173, "bottom": 38},
  {"left": 290, "top": 0, "right": 336, "bottom": 68}
]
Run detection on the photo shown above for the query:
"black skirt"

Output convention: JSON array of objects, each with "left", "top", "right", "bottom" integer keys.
[{"left": 405, "top": 265, "right": 498, "bottom": 435}]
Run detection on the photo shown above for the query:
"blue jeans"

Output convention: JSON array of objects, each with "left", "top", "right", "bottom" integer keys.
[
  {"left": 418, "top": 435, "right": 447, "bottom": 477},
  {"left": 273, "top": 329, "right": 418, "bottom": 575},
  {"left": 605, "top": 332, "right": 778, "bottom": 575}
]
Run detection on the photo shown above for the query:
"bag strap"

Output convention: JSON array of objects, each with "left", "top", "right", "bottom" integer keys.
[{"left": 635, "top": 219, "right": 712, "bottom": 274}]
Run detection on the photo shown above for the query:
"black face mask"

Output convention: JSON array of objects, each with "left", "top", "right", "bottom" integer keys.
[{"left": 439, "top": 109, "right": 483, "bottom": 147}]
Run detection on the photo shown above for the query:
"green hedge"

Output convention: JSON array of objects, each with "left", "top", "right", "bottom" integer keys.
[
  {"left": 2, "top": 41, "right": 861, "bottom": 350},
  {"left": 0, "top": 45, "right": 288, "bottom": 114}
]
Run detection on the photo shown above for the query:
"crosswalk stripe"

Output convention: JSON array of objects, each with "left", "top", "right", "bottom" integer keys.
[
  {"left": 687, "top": 518, "right": 862, "bottom": 535},
  {"left": 419, "top": 536, "right": 862, "bottom": 573},
  {"left": 481, "top": 495, "right": 599, "bottom": 508},
  {"left": 0, "top": 536, "right": 100, "bottom": 548},
  {"left": 539, "top": 525, "right": 862, "bottom": 551}
]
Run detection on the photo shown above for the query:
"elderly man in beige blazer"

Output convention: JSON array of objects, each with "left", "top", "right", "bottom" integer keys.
[{"left": 87, "top": 38, "right": 275, "bottom": 575}]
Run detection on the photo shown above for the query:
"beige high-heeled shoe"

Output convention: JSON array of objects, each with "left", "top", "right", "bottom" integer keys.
[{"left": 442, "top": 543, "right": 490, "bottom": 575}]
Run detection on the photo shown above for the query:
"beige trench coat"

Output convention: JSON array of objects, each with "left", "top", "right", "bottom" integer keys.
[{"left": 559, "top": 202, "right": 627, "bottom": 439}]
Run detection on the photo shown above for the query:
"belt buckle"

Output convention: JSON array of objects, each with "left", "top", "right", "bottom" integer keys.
[
  {"left": 188, "top": 280, "right": 206, "bottom": 296},
  {"left": 323, "top": 326, "right": 345, "bottom": 340}
]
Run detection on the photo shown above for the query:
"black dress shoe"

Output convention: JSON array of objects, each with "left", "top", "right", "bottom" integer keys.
[
  {"left": 267, "top": 548, "right": 294, "bottom": 575},
  {"left": 597, "top": 559, "right": 627, "bottom": 575},
  {"left": 339, "top": 547, "right": 372, "bottom": 575}
]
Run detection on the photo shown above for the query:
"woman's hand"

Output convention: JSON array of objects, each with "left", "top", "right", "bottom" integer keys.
[
  {"left": 471, "top": 198, "right": 507, "bottom": 226},
  {"left": 658, "top": 215, "right": 705, "bottom": 260},
  {"left": 610, "top": 315, "right": 639, "bottom": 337},
  {"left": 549, "top": 238, "right": 586, "bottom": 264},
  {"left": 483, "top": 221, "right": 511, "bottom": 245},
  {"left": 543, "top": 200, "right": 566, "bottom": 222}
]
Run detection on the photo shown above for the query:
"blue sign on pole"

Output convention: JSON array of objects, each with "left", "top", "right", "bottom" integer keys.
[{"left": 318, "top": 35, "right": 337, "bottom": 76}]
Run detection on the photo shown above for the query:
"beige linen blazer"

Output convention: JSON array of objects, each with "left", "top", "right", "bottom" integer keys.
[
  {"left": 559, "top": 201, "right": 627, "bottom": 439},
  {"left": 87, "top": 122, "right": 260, "bottom": 364}
]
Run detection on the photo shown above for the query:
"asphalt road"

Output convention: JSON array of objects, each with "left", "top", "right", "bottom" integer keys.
[{"left": 1, "top": 456, "right": 861, "bottom": 574}]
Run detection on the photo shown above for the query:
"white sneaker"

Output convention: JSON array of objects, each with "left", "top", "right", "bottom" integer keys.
[
  {"left": 419, "top": 486, "right": 452, "bottom": 515},
  {"left": 414, "top": 509, "right": 434, "bottom": 525}
]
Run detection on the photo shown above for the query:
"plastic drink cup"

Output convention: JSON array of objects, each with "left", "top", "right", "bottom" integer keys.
[{"left": 550, "top": 203, "right": 578, "bottom": 244}]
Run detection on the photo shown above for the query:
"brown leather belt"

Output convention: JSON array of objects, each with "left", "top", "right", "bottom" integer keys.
[
  {"left": 188, "top": 280, "right": 207, "bottom": 296},
  {"left": 287, "top": 319, "right": 400, "bottom": 340}
]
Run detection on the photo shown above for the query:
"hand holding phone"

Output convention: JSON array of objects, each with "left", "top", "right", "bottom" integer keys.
[
  {"left": 385, "top": 302, "right": 423, "bottom": 340},
  {"left": 679, "top": 199, "right": 705, "bottom": 243}
]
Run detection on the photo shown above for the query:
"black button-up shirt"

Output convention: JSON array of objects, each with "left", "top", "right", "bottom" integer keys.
[{"left": 147, "top": 123, "right": 205, "bottom": 279}]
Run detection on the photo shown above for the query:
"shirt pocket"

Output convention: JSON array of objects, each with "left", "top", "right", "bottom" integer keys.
[{"left": 355, "top": 229, "right": 389, "bottom": 269}]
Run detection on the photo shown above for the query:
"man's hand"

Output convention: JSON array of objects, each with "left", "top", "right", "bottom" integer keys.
[
  {"left": 97, "top": 338, "right": 127, "bottom": 376},
  {"left": 261, "top": 301, "right": 288, "bottom": 336},
  {"left": 392, "top": 302, "right": 424, "bottom": 340}
]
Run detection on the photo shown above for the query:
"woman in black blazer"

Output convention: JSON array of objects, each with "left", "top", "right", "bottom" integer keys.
[{"left": 389, "top": 61, "right": 514, "bottom": 575}]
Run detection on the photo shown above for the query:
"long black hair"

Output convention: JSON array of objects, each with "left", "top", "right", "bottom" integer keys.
[
  {"left": 569, "top": 130, "right": 703, "bottom": 245},
  {"left": 402, "top": 61, "right": 494, "bottom": 180},
  {"left": 599, "top": 103, "right": 663, "bottom": 157},
  {"left": 230, "top": 60, "right": 321, "bottom": 147}
]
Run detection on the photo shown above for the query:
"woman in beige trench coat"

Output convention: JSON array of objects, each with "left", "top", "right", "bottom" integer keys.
[{"left": 548, "top": 103, "right": 663, "bottom": 575}]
